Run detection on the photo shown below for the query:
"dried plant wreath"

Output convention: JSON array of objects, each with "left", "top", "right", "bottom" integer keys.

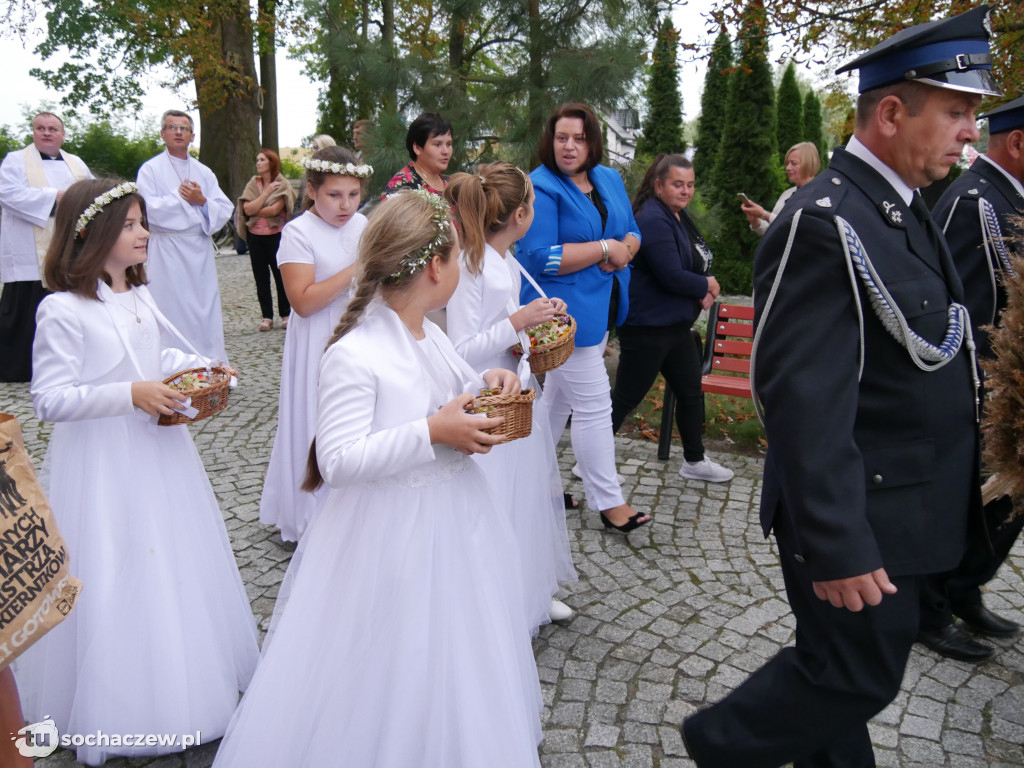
[{"left": 980, "top": 212, "right": 1024, "bottom": 517}]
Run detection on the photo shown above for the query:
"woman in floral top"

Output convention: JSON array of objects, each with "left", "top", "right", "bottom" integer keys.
[{"left": 382, "top": 112, "right": 453, "bottom": 199}]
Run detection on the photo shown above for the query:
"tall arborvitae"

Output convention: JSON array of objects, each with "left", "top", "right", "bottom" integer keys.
[
  {"left": 694, "top": 28, "right": 733, "bottom": 188},
  {"left": 775, "top": 61, "right": 803, "bottom": 161},
  {"left": 636, "top": 15, "right": 686, "bottom": 157},
  {"left": 803, "top": 89, "right": 828, "bottom": 169},
  {"left": 708, "top": 0, "right": 780, "bottom": 295}
]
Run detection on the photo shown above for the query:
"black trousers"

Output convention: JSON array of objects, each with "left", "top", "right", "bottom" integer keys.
[
  {"left": 683, "top": 509, "right": 920, "bottom": 768},
  {"left": 611, "top": 322, "right": 705, "bottom": 462},
  {"left": 919, "top": 494, "right": 1023, "bottom": 629},
  {"left": 0, "top": 280, "right": 49, "bottom": 382},
  {"left": 247, "top": 232, "right": 290, "bottom": 319}
]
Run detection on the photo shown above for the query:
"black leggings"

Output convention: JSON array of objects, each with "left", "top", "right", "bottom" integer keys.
[
  {"left": 611, "top": 322, "right": 706, "bottom": 462},
  {"left": 247, "top": 231, "right": 290, "bottom": 319}
]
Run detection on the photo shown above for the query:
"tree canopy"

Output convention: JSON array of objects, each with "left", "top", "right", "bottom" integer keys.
[
  {"left": 707, "top": 0, "right": 780, "bottom": 295},
  {"left": 636, "top": 15, "right": 686, "bottom": 158},
  {"left": 693, "top": 28, "right": 733, "bottom": 189},
  {"left": 703, "top": 1, "right": 1023, "bottom": 108},
  {"left": 775, "top": 61, "right": 803, "bottom": 162}
]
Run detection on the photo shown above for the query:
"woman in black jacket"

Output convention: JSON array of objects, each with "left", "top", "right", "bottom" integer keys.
[{"left": 610, "top": 153, "right": 732, "bottom": 482}]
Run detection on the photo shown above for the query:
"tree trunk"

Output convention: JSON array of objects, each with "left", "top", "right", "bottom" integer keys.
[
  {"left": 195, "top": 1, "right": 262, "bottom": 202},
  {"left": 527, "top": 0, "right": 545, "bottom": 166},
  {"left": 258, "top": 0, "right": 279, "bottom": 152}
]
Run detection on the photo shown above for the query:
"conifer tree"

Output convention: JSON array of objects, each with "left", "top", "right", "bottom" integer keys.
[
  {"left": 775, "top": 62, "right": 803, "bottom": 162},
  {"left": 803, "top": 89, "right": 828, "bottom": 169},
  {"left": 693, "top": 28, "right": 733, "bottom": 188},
  {"left": 636, "top": 15, "right": 686, "bottom": 158},
  {"left": 708, "top": 0, "right": 779, "bottom": 295}
]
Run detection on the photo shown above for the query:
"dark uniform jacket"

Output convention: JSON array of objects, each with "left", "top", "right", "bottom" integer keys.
[
  {"left": 932, "top": 157, "right": 1024, "bottom": 358},
  {"left": 752, "top": 147, "right": 981, "bottom": 582}
]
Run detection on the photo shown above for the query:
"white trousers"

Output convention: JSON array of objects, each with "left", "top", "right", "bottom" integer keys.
[{"left": 543, "top": 334, "right": 624, "bottom": 511}]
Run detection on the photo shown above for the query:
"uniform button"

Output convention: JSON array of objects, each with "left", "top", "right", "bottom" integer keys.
[
  {"left": 794, "top": 554, "right": 806, "bottom": 563},
  {"left": 872, "top": 474, "right": 883, "bottom": 485},
  {"left": 921, "top": 299, "right": 929, "bottom": 309}
]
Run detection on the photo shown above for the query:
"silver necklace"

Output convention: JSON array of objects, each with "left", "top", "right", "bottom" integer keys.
[{"left": 114, "top": 291, "right": 142, "bottom": 323}]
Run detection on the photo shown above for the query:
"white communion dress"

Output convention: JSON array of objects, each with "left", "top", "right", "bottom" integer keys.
[
  {"left": 259, "top": 209, "right": 368, "bottom": 542},
  {"left": 213, "top": 302, "right": 542, "bottom": 768},
  {"left": 446, "top": 244, "right": 577, "bottom": 633},
  {"left": 16, "top": 281, "right": 259, "bottom": 766}
]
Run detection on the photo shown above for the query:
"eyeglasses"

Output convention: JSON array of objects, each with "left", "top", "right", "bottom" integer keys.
[{"left": 163, "top": 125, "right": 192, "bottom": 133}]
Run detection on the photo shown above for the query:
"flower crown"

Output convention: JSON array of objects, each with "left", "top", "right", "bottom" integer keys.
[
  {"left": 301, "top": 156, "right": 373, "bottom": 178},
  {"left": 386, "top": 190, "right": 452, "bottom": 284},
  {"left": 75, "top": 182, "right": 139, "bottom": 235}
]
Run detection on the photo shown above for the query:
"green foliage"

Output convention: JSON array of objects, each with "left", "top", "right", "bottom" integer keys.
[
  {"left": 305, "top": 0, "right": 656, "bottom": 177},
  {"left": 279, "top": 156, "right": 305, "bottom": 180},
  {"left": 802, "top": 89, "right": 828, "bottom": 169},
  {"left": 62, "top": 121, "right": 164, "bottom": 179},
  {"left": 636, "top": 15, "right": 686, "bottom": 158},
  {"left": 693, "top": 28, "right": 732, "bottom": 189},
  {"left": 0, "top": 126, "right": 28, "bottom": 159},
  {"left": 775, "top": 62, "right": 803, "bottom": 162},
  {"left": 708, "top": 0, "right": 779, "bottom": 295},
  {"left": 0, "top": 115, "right": 162, "bottom": 180}
]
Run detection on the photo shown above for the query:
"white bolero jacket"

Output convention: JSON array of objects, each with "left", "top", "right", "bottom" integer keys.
[
  {"left": 32, "top": 282, "right": 208, "bottom": 423},
  {"left": 315, "top": 301, "right": 487, "bottom": 488}
]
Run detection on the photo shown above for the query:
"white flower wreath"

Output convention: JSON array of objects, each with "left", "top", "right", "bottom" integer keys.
[
  {"left": 75, "top": 182, "right": 139, "bottom": 235},
  {"left": 300, "top": 156, "right": 374, "bottom": 178}
]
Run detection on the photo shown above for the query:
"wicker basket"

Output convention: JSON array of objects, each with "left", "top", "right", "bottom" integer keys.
[
  {"left": 466, "top": 387, "right": 536, "bottom": 443},
  {"left": 515, "top": 314, "right": 576, "bottom": 374},
  {"left": 158, "top": 366, "right": 232, "bottom": 426}
]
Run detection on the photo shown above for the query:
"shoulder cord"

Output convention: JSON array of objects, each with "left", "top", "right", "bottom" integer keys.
[
  {"left": 751, "top": 211, "right": 979, "bottom": 426},
  {"left": 980, "top": 196, "right": 1015, "bottom": 279},
  {"left": 836, "top": 215, "right": 979, "bottom": 420}
]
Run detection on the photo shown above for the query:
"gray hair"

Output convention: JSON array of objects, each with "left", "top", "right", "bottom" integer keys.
[{"left": 161, "top": 110, "right": 194, "bottom": 131}]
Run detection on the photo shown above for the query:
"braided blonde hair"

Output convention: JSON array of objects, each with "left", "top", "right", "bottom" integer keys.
[{"left": 302, "top": 191, "right": 457, "bottom": 491}]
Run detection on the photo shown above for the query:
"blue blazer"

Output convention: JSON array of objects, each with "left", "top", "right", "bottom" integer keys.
[
  {"left": 625, "top": 197, "right": 710, "bottom": 327},
  {"left": 517, "top": 164, "right": 640, "bottom": 347}
]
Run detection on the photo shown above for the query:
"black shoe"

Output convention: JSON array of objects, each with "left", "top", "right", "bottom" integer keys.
[
  {"left": 954, "top": 602, "right": 1020, "bottom": 637},
  {"left": 917, "top": 624, "right": 994, "bottom": 662},
  {"left": 599, "top": 510, "right": 651, "bottom": 533}
]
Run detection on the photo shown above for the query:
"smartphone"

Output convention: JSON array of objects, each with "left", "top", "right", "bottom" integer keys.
[{"left": 736, "top": 192, "right": 752, "bottom": 205}]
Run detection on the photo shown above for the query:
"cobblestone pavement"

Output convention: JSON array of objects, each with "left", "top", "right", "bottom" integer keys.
[{"left": 4, "top": 249, "right": 1022, "bottom": 768}]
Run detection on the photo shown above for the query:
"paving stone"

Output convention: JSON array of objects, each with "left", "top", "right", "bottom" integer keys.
[{"left": 7, "top": 262, "right": 1019, "bottom": 768}]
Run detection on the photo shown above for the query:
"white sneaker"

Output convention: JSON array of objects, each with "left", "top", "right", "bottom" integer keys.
[
  {"left": 571, "top": 462, "right": 625, "bottom": 484},
  {"left": 679, "top": 457, "right": 734, "bottom": 483},
  {"left": 549, "top": 599, "right": 574, "bottom": 621}
]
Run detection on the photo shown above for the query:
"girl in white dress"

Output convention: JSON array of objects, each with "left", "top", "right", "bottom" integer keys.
[
  {"left": 445, "top": 162, "right": 577, "bottom": 631},
  {"left": 213, "top": 190, "right": 543, "bottom": 768},
  {"left": 259, "top": 146, "right": 371, "bottom": 542},
  {"left": 16, "top": 178, "right": 259, "bottom": 766}
]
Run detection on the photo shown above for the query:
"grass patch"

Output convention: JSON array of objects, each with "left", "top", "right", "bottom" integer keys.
[{"left": 616, "top": 375, "right": 766, "bottom": 455}]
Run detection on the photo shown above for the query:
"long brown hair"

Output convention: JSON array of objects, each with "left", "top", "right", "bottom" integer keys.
[
  {"left": 444, "top": 162, "right": 532, "bottom": 275},
  {"left": 631, "top": 153, "right": 692, "bottom": 214},
  {"left": 43, "top": 178, "right": 148, "bottom": 299},
  {"left": 301, "top": 191, "right": 457, "bottom": 492}
]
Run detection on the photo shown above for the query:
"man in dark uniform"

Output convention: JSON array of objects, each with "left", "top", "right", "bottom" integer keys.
[
  {"left": 680, "top": 7, "right": 998, "bottom": 768},
  {"left": 920, "top": 94, "right": 1024, "bottom": 661}
]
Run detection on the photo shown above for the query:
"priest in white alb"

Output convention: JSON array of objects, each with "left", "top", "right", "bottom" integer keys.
[
  {"left": 0, "top": 112, "right": 92, "bottom": 381},
  {"left": 137, "top": 109, "right": 233, "bottom": 363}
]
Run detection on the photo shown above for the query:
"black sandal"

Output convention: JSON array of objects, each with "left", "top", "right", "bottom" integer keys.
[
  {"left": 600, "top": 510, "right": 651, "bottom": 533},
  {"left": 563, "top": 493, "right": 578, "bottom": 510}
]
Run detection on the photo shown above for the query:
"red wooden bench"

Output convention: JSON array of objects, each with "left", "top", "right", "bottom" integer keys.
[{"left": 657, "top": 302, "right": 754, "bottom": 460}]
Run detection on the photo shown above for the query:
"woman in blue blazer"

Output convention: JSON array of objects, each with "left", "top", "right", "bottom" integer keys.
[
  {"left": 611, "top": 153, "right": 732, "bottom": 484},
  {"left": 518, "top": 103, "right": 649, "bottom": 532}
]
